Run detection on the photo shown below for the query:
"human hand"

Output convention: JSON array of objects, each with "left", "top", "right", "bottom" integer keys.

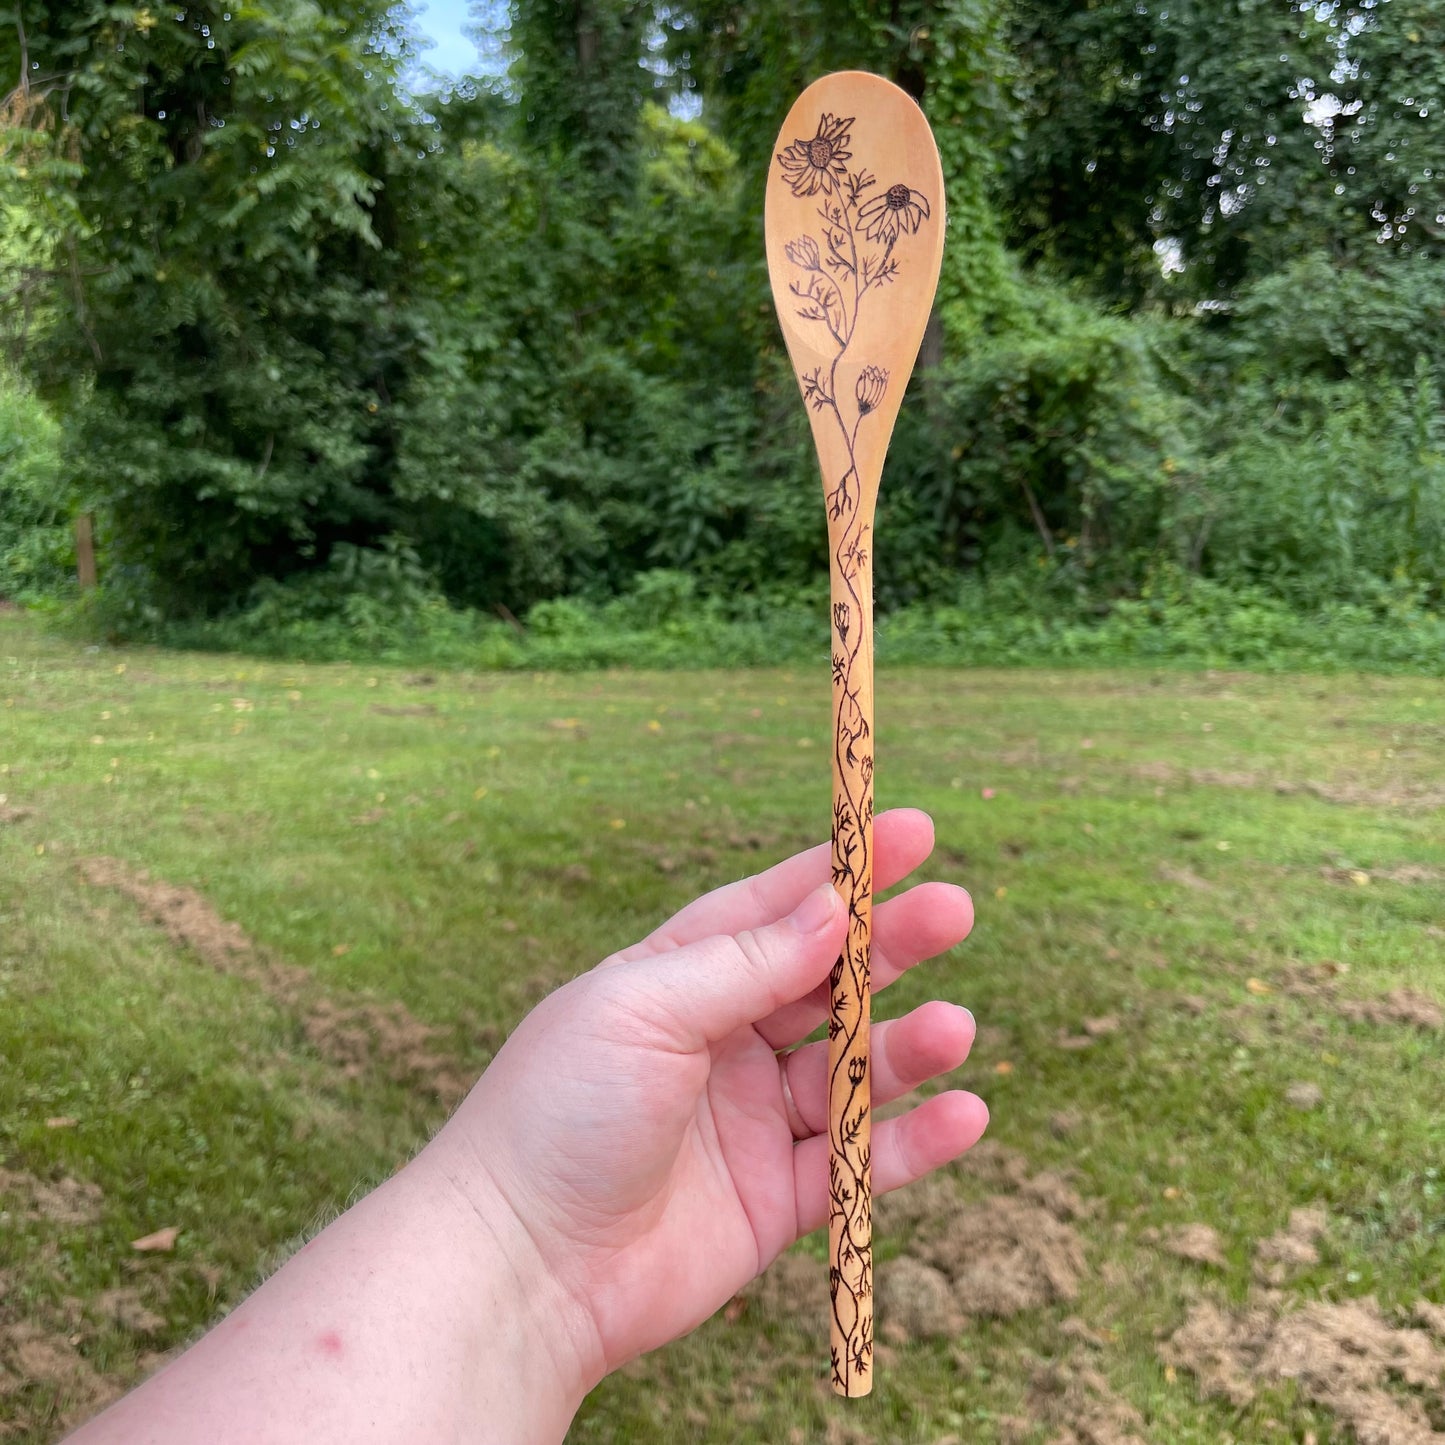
[
  {"left": 64, "top": 808, "right": 984, "bottom": 1445},
  {"left": 424, "top": 808, "right": 987, "bottom": 1393}
]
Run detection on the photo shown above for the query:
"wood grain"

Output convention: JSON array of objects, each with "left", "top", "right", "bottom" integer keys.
[{"left": 764, "top": 72, "right": 945, "bottom": 1398}]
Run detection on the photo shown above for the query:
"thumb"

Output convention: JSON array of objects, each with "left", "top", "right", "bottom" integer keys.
[{"left": 614, "top": 883, "right": 846, "bottom": 1051}]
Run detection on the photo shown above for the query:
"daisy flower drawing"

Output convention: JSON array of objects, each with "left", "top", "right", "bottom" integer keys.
[
  {"left": 777, "top": 113, "right": 853, "bottom": 197},
  {"left": 857, "top": 182, "right": 931, "bottom": 242}
]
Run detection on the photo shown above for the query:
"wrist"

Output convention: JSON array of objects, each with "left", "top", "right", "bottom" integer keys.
[{"left": 406, "top": 1133, "right": 607, "bottom": 1430}]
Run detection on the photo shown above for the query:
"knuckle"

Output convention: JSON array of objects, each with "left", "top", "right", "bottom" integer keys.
[
  {"left": 727, "top": 927, "right": 773, "bottom": 986},
  {"left": 725, "top": 927, "right": 788, "bottom": 1017},
  {"left": 728, "top": 930, "right": 774, "bottom": 976}
]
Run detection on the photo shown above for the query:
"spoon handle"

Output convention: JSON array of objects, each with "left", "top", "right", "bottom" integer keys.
[{"left": 828, "top": 506, "right": 875, "bottom": 1397}]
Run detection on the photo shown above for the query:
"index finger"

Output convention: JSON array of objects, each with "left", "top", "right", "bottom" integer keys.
[{"left": 610, "top": 808, "right": 937, "bottom": 965}]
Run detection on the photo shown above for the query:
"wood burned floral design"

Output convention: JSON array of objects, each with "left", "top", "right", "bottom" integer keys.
[
  {"left": 858, "top": 182, "right": 931, "bottom": 242},
  {"left": 776, "top": 112, "right": 854, "bottom": 196},
  {"left": 774, "top": 113, "right": 934, "bottom": 1396}
]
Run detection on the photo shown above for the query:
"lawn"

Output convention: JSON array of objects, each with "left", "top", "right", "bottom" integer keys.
[{"left": 1, "top": 610, "right": 1442, "bottom": 1443}]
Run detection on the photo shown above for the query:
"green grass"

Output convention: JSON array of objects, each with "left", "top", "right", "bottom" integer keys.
[{"left": 1, "top": 611, "right": 1442, "bottom": 1442}]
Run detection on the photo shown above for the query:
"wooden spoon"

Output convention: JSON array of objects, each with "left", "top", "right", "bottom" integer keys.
[{"left": 764, "top": 72, "right": 945, "bottom": 1398}]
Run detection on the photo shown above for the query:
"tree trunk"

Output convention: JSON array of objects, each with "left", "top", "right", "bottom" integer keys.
[{"left": 75, "top": 513, "right": 97, "bottom": 589}]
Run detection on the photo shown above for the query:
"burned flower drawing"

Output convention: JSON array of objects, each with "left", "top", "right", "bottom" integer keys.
[
  {"left": 785, "top": 235, "right": 821, "bottom": 270},
  {"left": 777, "top": 112, "right": 853, "bottom": 197},
  {"left": 857, "top": 182, "right": 931, "bottom": 243},
  {"left": 854, "top": 365, "right": 888, "bottom": 416}
]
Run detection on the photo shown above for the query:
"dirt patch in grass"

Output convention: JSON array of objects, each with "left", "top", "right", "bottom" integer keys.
[
  {"left": 1189, "top": 767, "right": 1263, "bottom": 790},
  {"left": 92, "top": 1288, "right": 166, "bottom": 1336},
  {"left": 0, "top": 803, "right": 36, "bottom": 826},
  {"left": 77, "top": 856, "right": 470, "bottom": 1102},
  {"left": 955, "top": 1138, "right": 1033, "bottom": 1191},
  {"left": 1157, "top": 863, "right": 1215, "bottom": 891},
  {"left": 1160, "top": 1223, "right": 1228, "bottom": 1270},
  {"left": 1015, "top": 1356, "right": 1151, "bottom": 1445},
  {"left": 1296, "top": 778, "right": 1445, "bottom": 811},
  {"left": 874, "top": 1170, "right": 976, "bottom": 1234},
  {"left": 78, "top": 857, "right": 261, "bottom": 977},
  {"left": 877, "top": 1256, "right": 963, "bottom": 1342},
  {"left": 1321, "top": 864, "right": 1445, "bottom": 886},
  {"left": 1278, "top": 962, "right": 1445, "bottom": 1033},
  {"left": 746, "top": 1150, "right": 1093, "bottom": 1344},
  {"left": 1020, "top": 1169, "right": 1090, "bottom": 1220},
  {"left": 1128, "top": 764, "right": 1445, "bottom": 812},
  {"left": 914, "top": 1175, "right": 1089, "bottom": 1321},
  {"left": 301, "top": 997, "right": 469, "bottom": 1101},
  {"left": 1337, "top": 990, "right": 1445, "bottom": 1031},
  {"left": 0, "top": 1321, "right": 122, "bottom": 1426},
  {"left": 1254, "top": 1205, "right": 1328, "bottom": 1285},
  {"left": 0, "top": 1168, "right": 104, "bottom": 1227},
  {"left": 738, "top": 1248, "right": 828, "bottom": 1324},
  {"left": 1162, "top": 1295, "right": 1445, "bottom": 1444},
  {"left": 1278, "top": 959, "right": 1349, "bottom": 996}
]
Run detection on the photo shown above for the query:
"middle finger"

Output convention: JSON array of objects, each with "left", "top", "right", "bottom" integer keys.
[
  {"left": 780, "top": 999, "right": 976, "bottom": 1136},
  {"left": 757, "top": 880, "right": 973, "bottom": 1049}
]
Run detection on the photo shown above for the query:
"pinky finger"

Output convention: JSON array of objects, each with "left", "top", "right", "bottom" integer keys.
[{"left": 791, "top": 1092, "right": 990, "bottom": 1240}]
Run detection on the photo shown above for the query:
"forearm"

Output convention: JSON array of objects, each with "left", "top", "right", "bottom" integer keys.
[{"left": 66, "top": 1143, "right": 598, "bottom": 1445}]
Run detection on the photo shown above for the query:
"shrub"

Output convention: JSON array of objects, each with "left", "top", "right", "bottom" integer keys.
[{"left": 0, "top": 373, "right": 71, "bottom": 602}]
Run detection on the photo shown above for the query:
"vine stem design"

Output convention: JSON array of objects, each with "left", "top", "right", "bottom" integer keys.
[{"left": 772, "top": 105, "right": 934, "bottom": 1397}]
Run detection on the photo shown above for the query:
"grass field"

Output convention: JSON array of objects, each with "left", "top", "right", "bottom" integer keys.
[{"left": 1, "top": 609, "right": 1442, "bottom": 1443}]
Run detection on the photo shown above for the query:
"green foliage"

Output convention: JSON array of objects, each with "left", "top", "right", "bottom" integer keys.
[
  {"left": 507, "top": 0, "right": 653, "bottom": 194},
  {"left": 886, "top": 279, "right": 1195, "bottom": 602},
  {"left": 1182, "top": 252, "right": 1445, "bottom": 609},
  {"left": 103, "top": 562, "right": 1443, "bottom": 676},
  {"left": 1005, "top": 0, "right": 1445, "bottom": 300},
  {"left": 1222, "top": 251, "right": 1445, "bottom": 387},
  {"left": 1196, "top": 381, "right": 1445, "bottom": 611},
  {"left": 0, "top": 369, "right": 70, "bottom": 599},
  {"left": 1, "top": 0, "right": 1440, "bottom": 658},
  {"left": 388, "top": 98, "right": 785, "bottom": 611},
  {"left": 3, "top": 0, "right": 424, "bottom": 614},
  {"left": 881, "top": 567, "right": 1445, "bottom": 672}
]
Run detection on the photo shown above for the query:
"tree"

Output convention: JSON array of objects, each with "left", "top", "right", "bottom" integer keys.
[
  {"left": 1005, "top": 0, "right": 1445, "bottom": 302},
  {"left": 0, "top": 0, "right": 431, "bottom": 612}
]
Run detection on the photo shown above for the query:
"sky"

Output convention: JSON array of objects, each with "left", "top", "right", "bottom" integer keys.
[
  {"left": 408, "top": 0, "right": 482, "bottom": 77},
  {"left": 404, "top": 1, "right": 698, "bottom": 114}
]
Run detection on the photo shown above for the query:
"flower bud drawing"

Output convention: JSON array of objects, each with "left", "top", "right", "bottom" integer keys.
[
  {"left": 854, "top": 365, "right": 888, "bottom": 417},
  {"left": 785, "top": 235, "right": 821, "bottom": 270}
]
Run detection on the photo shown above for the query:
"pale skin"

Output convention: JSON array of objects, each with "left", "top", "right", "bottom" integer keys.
[{"left": 67, "top": 808, "right": 987, "bottom": 1444}]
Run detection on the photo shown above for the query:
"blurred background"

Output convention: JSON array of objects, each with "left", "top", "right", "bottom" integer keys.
[{"left": 1, "top": 0, "right": 1441, "bottom": 669}]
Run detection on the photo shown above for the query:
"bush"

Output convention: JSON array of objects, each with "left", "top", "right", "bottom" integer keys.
[
  {"left": 0, "top": 373, "right": 71, "bottom": 602},
  {"left": 876, "top": 277, "right": 1197, "bottom": 608},
  {"left": 75, "top": 562, "right": 1434, "bottom": 675}
]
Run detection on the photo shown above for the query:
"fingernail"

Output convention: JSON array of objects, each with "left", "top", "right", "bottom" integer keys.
[
  {"left": 956, "top": 1005, "right": 975, "bottom": 1032},
  {"left": 790, "top": 883, "right": 839, "bottom": 935}
]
